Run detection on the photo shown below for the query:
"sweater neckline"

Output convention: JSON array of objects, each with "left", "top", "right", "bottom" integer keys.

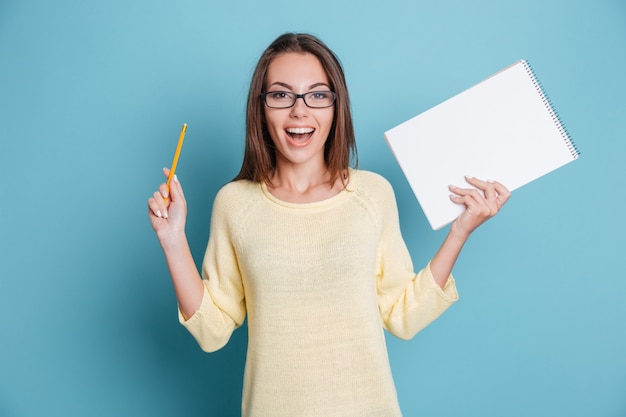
[{"left": 259, "top": 168, "right": 358, "bottom": 209}]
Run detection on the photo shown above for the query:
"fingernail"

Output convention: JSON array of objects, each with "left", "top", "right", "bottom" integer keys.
[
  {"left": 174, "top": 175, "right": 179, "bottom": 183},
  {"left": 163, "top": 211, "right": 168, "bottom": 219},
  {"left": 449, "top": 184, "right": 457, "bottom": 189},
  {"left": 487, "top": 179, "right": 494, "bottom": 183},
  {"left": 156, "top": 210, "right": 162, "bottom": 218},
  {"left": 162, "top": 190, "right": 168, "bottom": 198},
  {"left": 465, "top": 175, "right": 474, "bottom": 179}
]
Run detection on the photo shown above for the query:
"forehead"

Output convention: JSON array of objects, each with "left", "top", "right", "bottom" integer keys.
[{"left": 266, "top": 52, "right": 329, "bottom": 87}]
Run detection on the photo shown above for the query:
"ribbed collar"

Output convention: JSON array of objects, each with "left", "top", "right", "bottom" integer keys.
[{"left": 259, "top": 168, "right": 358, "bottom": 210}]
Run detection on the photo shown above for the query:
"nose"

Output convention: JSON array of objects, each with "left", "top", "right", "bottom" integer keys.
[{"left": 290, "top": 95, "right": 309, "bottom": 116}]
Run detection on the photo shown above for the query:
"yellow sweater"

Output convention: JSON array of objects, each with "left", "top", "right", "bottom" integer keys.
[{"left": 180, "top": 169, "right": 458, "bottom": 417}]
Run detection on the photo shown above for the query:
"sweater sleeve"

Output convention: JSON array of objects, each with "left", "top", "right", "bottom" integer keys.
[
  {"left": 374, "top": 178, "right": 459, "bottom": 340},
  {"left": 178, "top": 185, "right": 247, "bottom": 352}
]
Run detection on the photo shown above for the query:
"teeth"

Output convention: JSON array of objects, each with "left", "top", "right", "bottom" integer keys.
[{"left": 286, "top": 127, "right": 314, "bottom": 134}]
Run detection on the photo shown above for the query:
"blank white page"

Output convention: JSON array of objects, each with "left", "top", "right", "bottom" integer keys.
[{"left": 384, "top": 60, "right": 579, "bottom": 230}]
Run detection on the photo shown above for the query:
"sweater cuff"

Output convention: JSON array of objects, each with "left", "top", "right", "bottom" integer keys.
[
  {"left": 177, "top": 283, "right": 210, "bottom": 325},
  {"left": 425, "top": 261, "right": 459, "bottom": 303}
]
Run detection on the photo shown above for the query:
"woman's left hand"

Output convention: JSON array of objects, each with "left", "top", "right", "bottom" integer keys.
[{"left": 449, "top": 176, "right": 511, "bottom": 236}]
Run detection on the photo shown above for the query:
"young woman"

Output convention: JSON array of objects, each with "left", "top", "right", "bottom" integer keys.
[{"left": 148, "top": 33, "right": 510, "bottom": 417}]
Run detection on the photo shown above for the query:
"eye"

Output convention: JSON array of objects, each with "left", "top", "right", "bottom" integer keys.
[
  {"left": 268, "top": 91, "right": 292, "bottom": 101},
  {"left": 310, "top": 91, "right": 331, "bottom": 100}
]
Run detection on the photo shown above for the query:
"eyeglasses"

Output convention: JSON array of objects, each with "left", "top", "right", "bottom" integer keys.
[{"left": 260, "top": 91, "right": 336, "bottom": 109}]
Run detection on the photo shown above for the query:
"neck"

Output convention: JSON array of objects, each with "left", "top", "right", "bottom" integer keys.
[
  {"left": 271, "top": 163, "right": 331, "bottom": 190},
  {"left": 267, "top": 161, "right": 344, "bottom": 203}
]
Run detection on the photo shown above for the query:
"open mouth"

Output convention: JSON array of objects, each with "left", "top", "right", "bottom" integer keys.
[{"left": 286, "top": 127, "right": 315, "bottom": 143}]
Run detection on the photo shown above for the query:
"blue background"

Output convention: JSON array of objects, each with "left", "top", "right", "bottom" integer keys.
[{"left": 1, "top": 0, "right": 625, "bottom": 416}]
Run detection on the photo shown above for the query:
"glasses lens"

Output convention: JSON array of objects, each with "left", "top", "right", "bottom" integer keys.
[
  {"left": 264, "top": 91, "right": 295, "bottom": 108},
  {"left": 304, "top": 91, "right": 336, "bottom": 108}
]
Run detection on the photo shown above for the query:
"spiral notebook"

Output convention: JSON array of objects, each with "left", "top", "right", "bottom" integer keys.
[{"left": 384, "top": 60, "right": 579, "bottom": 230}]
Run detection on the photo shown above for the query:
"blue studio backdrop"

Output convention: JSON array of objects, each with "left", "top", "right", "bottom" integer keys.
[{"left": 1, "top": 1, "right": 625, "bottom": 416}]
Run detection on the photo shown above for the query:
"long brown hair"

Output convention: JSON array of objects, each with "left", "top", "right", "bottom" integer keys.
[{"left": 233, "top": 33, "right": 357, "bottom": 185}]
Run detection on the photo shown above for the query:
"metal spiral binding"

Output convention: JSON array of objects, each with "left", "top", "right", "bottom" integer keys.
[{"left": 522, "top": 60, "right": 580, "bottom": 158}]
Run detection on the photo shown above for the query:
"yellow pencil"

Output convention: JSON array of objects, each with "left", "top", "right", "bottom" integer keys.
[{"left": 164, "top": 123, "right": 187, "bottom": 203}]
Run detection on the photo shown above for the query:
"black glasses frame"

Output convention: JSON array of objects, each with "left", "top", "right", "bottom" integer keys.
[{"left": 260, "top": 91, "right": 337, "bottom": 109}]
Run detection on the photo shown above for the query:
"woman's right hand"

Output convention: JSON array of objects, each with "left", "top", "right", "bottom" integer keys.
[
  {"left": 147, "top": 168, "right": 204, "bottom": 319},
  {"left": 148, "top": 167, "right": 188, "bottom": 244}
]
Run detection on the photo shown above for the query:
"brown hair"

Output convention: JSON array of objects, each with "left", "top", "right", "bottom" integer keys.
[{"left": 233, "top": 33, "right": 357, "bottom": 185}]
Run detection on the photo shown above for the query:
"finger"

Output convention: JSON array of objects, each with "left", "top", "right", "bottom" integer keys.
[
  {"left": 465, "top": 176, "right": 509, "bottom": 196},
  {"left": 147, "top": 197, "right": 160, "bottom": 218},
  {"left": 470, "top": 178, "right": 511, "bottom": 209},
  {"left": 449, "top": 183, "right": 487, "bottom": 203},
  {"left": 148, "top": 192, "right": 167, "bottom": 219},
  {"left": 491, "top": 181, "right": 511, "bottom": 207},
  {"left": 463, "top": 176, "right": 493, "bottom": 196},
  {"left": 453, "top": 180, "right": 498, "bottom": 214},
  {"left": 162, "top": 167, "right": 172, "bottom": 194},
  {"left": 483, "top": 181, "right": 499, "bottom": 202},
  {"left": 450, "top": 194, "right": 490, "bottom": 221},
  {"left": 449, "top": 188, "right": 480, "bottom": 212},
  {"left": 159, "top": 182, "right": 169, "bottom": 202},
  {"left": 464, "top": 176, "right": 504, "bottom": 212},
  {"left": 169, "top": 174, "right": 186, "bottom": 204},
  {"left": 449, "top": 192, "right": 468, "bottom": 207}
]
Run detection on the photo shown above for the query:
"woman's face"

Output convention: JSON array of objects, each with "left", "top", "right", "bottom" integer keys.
[{"left": 263, "top": 52, "right": 335, "bottom": 172}]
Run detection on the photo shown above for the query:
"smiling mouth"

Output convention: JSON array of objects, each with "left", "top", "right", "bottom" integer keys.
[{"left": 286, "top": 127, "right": 315, "bottom": 141}]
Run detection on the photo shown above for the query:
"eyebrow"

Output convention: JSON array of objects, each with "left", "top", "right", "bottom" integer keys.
[{"left": 268, "top": 81, "right": 330, "bottom": 91}]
